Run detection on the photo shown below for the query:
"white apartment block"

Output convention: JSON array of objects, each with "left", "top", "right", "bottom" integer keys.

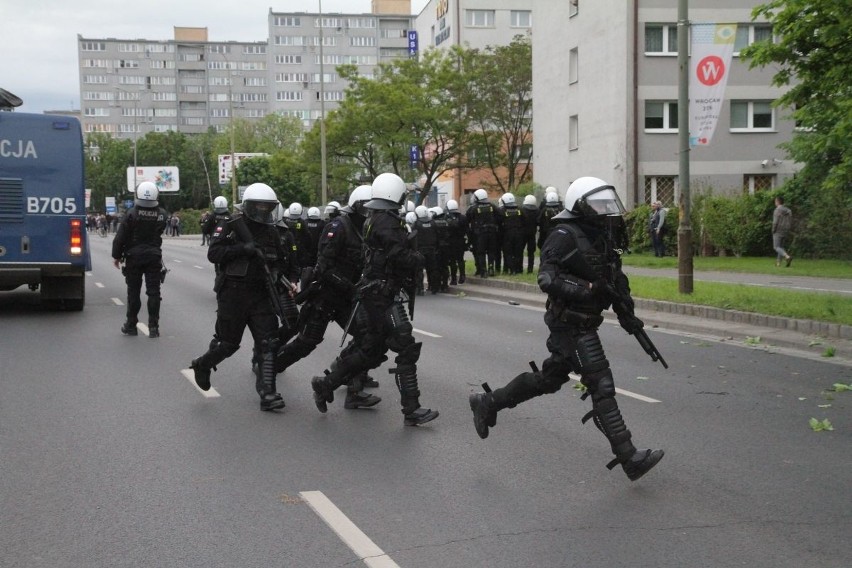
[
  {"left": 532, "top": 0, "right": 797, "bottom": 209},
  {"left": 78, "top": 4, "right": 415, "bottom": 140}
]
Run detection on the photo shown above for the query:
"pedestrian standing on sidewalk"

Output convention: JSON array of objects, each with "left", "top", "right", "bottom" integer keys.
[{"left": 772, "top": 196, "right": 793, "bottom": 267}]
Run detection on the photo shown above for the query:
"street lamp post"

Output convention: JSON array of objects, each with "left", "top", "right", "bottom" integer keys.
[
  {"left": 318, "top": 0, "right": 328, "bottom": 205},
  {"left": 116, "top": 86, "right": 140, "bottom": 192}
]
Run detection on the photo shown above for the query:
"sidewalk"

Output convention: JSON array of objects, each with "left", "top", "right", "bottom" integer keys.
[{"left": 456, "top": 275, "right": 852, "bottom": 366}]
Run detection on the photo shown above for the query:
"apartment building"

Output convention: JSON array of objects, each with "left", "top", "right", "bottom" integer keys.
[
  {"left": 532, "top": 0, "right": 797, "bottom": 209},
  {"left": 77, "top": 4, "right": 414, "bottom": 140},
  {"left": 414, "top": 0, "right": 532, "bottom": 51}
]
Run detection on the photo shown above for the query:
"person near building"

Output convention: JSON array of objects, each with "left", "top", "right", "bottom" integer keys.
[
  {"left": 311, "top": 173, "right": 439, "bottom": 427},
  {"left": 190, "top": 183, "right": 297, "bottom": 412},
  {"left": 466, "top": 189, "right": 499, "bottom": 277},
  {"left": 468, "top": 176, "right": 664, "bottom": 482},
  {"left": 274, "top": 185, "right": 380, "bottom": 409},
  {"left": 497, "top": 193, "right": 526, "bottom": 274},
  {"left": 444, "top": 199, "right": 468, "bottom": 284},
  {"left": 649, "top": 201, "right": 667, "bottom": 257},
  {"left": 772, "top": 196, "right": 793, "bottom": 267},
  {"left": 521, "top": 194, "right": 539, "bottom": 273},
  {"left": 112, "top": 181, "right": 169, "bottom": 338}
]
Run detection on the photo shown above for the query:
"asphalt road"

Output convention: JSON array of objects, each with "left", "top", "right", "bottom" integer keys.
[{"left": 1, "top": 235, "right": 850, "bottom": 568}]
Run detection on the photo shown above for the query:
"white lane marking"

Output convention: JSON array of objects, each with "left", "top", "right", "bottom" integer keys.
[
  {"left": 567, "top": 374, "right": 661, "bottom": 403},
  {"left": 111, "top": 297, "right": 124, "bottom": 306},
  {"left": 180, "top": 369, "right": 221, "bottom": 398},
  {"left": 172, "top": 259, "right": 182, "bottom": 263},
  {"left": 193, "top": 265, "right": 205, "bottom": 270},
  {"left": 95, "top": 282, "right": 105, "bottom": 288},
  {"left": 413, "top": 328, "right": 441, "bottom": 338},
  {"left": 300, "top": 491, "right": 400, "bottom": 568},
  {"left": 138, "top": 322, "right": 150, "bottom": 336}
]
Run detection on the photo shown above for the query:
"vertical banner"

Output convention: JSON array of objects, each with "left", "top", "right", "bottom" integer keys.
[
  {"left": 408, "top": 30, "right": 418, "bottom": 58},
  {"left": 689, "top": 23, "right": 737, "bottom": 147}
]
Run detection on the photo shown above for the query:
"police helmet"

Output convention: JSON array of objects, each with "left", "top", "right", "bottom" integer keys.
[
  {"left": 213, "top": 196, "right": 229, "bottom": 214},
  {"left": 241, "top": 183, "right": 280, "bottom": 225},
  {"left": 135, "top": 181, "right": 159, "bottom": 207},
  {"left": 307, "top": 207, "right": 321, "bottom": 220},
  {"left": 445, "top": 199, "right": 459, "bottom": 212},
  {"left": 366, "top": 173, "right": 407, "bottom": 210},
  {"left": 554, "top": 176, "right": 626, "bottom": 220}
]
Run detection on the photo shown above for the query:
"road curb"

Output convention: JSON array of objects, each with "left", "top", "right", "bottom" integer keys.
[{"left": 462, "top": 276, "right": 852, "bottom": 341}]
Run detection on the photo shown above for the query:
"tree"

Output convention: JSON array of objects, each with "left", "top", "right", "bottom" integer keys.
[
  {"left": 456, "top": 36, "right": 534, "bottom": 193},
  {"left": 337, "top": 49, "right": 475, "bottom": 203},
  {"left": 742, "top": 0, "right": 852, "bottom": 258}
]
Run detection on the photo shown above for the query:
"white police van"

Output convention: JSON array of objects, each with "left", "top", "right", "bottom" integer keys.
[{"left": 0, "top": 103, "right": 91, "bottom": 310}]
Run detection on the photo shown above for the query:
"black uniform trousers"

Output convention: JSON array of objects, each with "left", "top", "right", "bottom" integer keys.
[
  {"left": 123, "top": 255, "right": 162, "bottom": 325},
  {"left": 214, "top": 280, "right": 279, "bottom": 351}
]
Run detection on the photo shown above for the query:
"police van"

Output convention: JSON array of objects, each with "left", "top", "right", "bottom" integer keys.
[{"left": 0, "top": 108, "right": 91, "bottom": 310}]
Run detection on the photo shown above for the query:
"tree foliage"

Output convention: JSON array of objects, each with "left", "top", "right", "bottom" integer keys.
[
  {"left": 455, "top": 36, "right": 533, "bottom": 194},
  {"left": 741, "top": 0, "right": 852, "bottom": 258}
]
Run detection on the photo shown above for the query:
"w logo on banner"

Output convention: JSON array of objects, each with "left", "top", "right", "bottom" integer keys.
[
  {"left": 697, "top": 55, "right": 725, "bottom": 86},
  {"left": 689, "top": 23, "right": 737, "bottom": 147}
]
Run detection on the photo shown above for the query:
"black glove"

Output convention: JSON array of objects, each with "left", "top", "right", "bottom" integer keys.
[
  {"left": 617, "top": 313, "right": 644, "bottom": 334},
  {"left": 590, "top": 278, "right": 609, "bottom": 297},
  {"left": 242, "top": 242, "right": 260, "bottom": 257}
]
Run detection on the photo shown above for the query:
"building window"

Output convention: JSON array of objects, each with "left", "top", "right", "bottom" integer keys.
[
  {"left": 510, "top": 10, "right": 532, "bottom": 28},
  {"left": 465, "top": 10, "right": 495, "bottom": 28},
  {"left": 276, "top": 55, "right": 302, "bottom": 64},
  {"left": 241, "top": 62, "right": 267, "bottom": 71},
  {"left": 347, "top": 17, "right": 376, "bottom": 28},
  {"left": 81, "top": 41, "right": 106, "bottom": 51},
  {"left": 243, "top": 45, "right": 266, "bottom": 55},
  {"left": 276, "top": 91, "right": 303, "bottom": 101},
  {"left": 645, "top": 101, "right": 678, "bottom": 131},
  {"left": 274, "top": 36, "right": 304, "bottom": 46},
  {"left": 207, "top": 45, "right": 231, "bottom": 54},
  {"left": 645, "top": 24, "right": 678, "bottom": 55},
  {"left": 569, "top": 47, "right": 579, "bottom": 84},
  {"left": 118, "top": 60, "right": 140, "bottom": 69},
  {"left": 734, "top": 24, "right": 773, "bottom": 54},
  {"left": 744, "top": 174, "right": 774, "bottom": 194},
  {"left": 380, "top": 29, "right": 408, "bottom": 39},
  {"left": 515, "top": 144, "right": 533, "bottom": 160},
  {"left": 244, "top": 77, "right": 266, "bottom": 87},
  {"left": 731, "top": 101, "right": 774, "bottom": 131},
  {"left": 569, "top": 115, "right": 579, "bottom": 150},
  {"left": 276, "top": 73, "right": 308, "bottom": 83},
  {"left": 644, "top": 176, "right": 677, "bottom": 206},
  {"left": 570, "top": 0, "right": 579, "bottom": 18},
  {"left": 83, "top": 75, "right": 108, "bottom": 84},
  {"left": 83, "top": 107, "right": 110, "bottom": 117},
  {"left": 350, "top": 36, "right": 377, "bottom": 47},
  {"left": 274, "top": 16, "right": 301, "bottom": 27},
  {"left": 315, "top": 17, "right": 342, "bottom": 28}
]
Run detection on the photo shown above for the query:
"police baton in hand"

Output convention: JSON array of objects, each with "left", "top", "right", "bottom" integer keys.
[{"left": 605, "top": 283, "right": 668, "bottom": 369}]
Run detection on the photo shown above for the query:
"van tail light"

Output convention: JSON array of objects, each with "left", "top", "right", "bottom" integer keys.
[{"left": 70, "top": 219, "right": 83, "bottom": 256}]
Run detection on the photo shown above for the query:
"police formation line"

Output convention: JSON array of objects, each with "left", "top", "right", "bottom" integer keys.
[{"left": 111, "top": 175, "right": 664, "bottom": 482}]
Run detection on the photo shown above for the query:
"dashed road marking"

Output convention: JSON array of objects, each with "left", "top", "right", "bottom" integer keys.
[
  {"left": 193, "top": 265, "right": 205, "bottom": 270},
  {"left": 413, "top": 328, "right": 441, "bottom": 338},
  {"left": 180, "top": 369, "right": 221, "bottom": 398},
  {"left": 95, "top": 282, "right": 105, "bottom": 288},
  {"left": 111, "top": 297, "right": 124, "bottom": 306},
  {"left": 300, "top": 490, "right": 400, "bottom": 568}
]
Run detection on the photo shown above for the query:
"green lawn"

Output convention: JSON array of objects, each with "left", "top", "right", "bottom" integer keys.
[{"left": 467, "top": 257, "right": 852, "bottom": 325}]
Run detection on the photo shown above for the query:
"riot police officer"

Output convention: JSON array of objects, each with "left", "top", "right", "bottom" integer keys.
[
  {"left": 190, "top": 183, "right": 297, "bottom": 412},
  {"left": 468, "top": 177, "right": 664, "bottom": 481},
  {"left": 284, "top": 202, "right": 312, "bottom": 274},
  {"left": 521, "top": 194, "right": 539, "bottom": 273},
  {"left": 413, "top": 205, "right": 438, "bottom": 295},
  {"left": 204, "top": 196, "right": 231, "bottom": 234},
  {"left": 537, "top": 189, "right": 562, "bottom": 252},
  {"left": 311, "top": 173, "right": 439, "bottom": 427},
  {"left": 112, "top": 181, "right": 168, "bottom": 338},
  {"left": 497, "top": 193, "right": 525, "bottom": 274},
  {"left": 274, "top": 185, "right": 380, "bottom": 409},
  {"left": 466, "top": 189, "right": 499, "bottom": 277},
  {"left": 430, "top": 206, "right": 450, "bottom": 292},
  {"left": 444, "top": 200, "right": 468, "bottom": 284}
]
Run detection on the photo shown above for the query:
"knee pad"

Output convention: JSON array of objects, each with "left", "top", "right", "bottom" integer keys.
[
  {"left": 581, "top": 368, "right": 615, "bottom": 398},
  {"left": 385, "top": 301, "right": 412, "bottom": 335},
  {"left": 571, "top": 332, "right": 609, "bottom": 375}
]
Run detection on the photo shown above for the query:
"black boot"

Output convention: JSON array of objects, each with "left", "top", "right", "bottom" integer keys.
[
  {"left": 344, "top": 390, "right": 381, "bottom": 409},
  {"left": 190, "top": 339, "right": 236, "bottom": 392},
  {"left": 148, "top": 318, "right": 159, "bottom": 338},
  {"left": 583, "top": 395, "right": 664, "bottom": 481},
  {"left": 468, "top": 392, "right": 498, "bottom": 439},
  {"left": 621, "top": 449, "right": 665, "bottom": 481},
  {"left": 394, "top": 365, "right": 438, "bottom": 426},
  {"left": 311, "top": 375, "right": 335, "bottom": 413},
  {"left": 121, "top": 320, "right": 138, "bottom": 336}
]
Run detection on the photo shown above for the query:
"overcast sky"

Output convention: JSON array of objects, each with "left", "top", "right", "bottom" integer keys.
[{"left": 2, "top": 0, "right": 430, "bottom": 114}]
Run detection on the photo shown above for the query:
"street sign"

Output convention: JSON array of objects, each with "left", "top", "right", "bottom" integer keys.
[{"left": 126, "top": 166, "right": 180, "bottom": 193}]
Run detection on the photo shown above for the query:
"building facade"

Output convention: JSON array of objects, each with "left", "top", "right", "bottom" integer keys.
[
  {"left": 78, "top": 6, "right": 415, "bottom": 141},
  {"left": 531, "top": 0, "right": 797, "bottom": 208}
]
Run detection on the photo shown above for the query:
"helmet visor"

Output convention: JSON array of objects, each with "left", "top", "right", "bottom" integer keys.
[
  {"left": 243, "top": 200, "right": 280, "bottom": 224},
  {"left": 575, "top": 187, "right": 625, "bottom": 216}
]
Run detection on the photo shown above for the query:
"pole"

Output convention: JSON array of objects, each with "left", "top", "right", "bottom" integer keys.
[
  {"left": 677, "top": 0, "right": 693, "bottom": 294},
  {"left": 318, "top": 0, "right": 328, "bottom": 205},
  {"left": 133, "top": 96, "right": 138, "bottom": 192}
]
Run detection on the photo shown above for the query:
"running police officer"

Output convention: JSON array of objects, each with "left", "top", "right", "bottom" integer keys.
[
  {"left": 311, "top": 173, "right": 439, "bottom": 426},
  {"left": 468, "top": 177, "right": 664, "bottom": 481},
  {"left": 274, "top": 185, "right": 380, "bottom": 409},
  {"left": 112, "top": 181, "right": 168, "bottom": 338},
  {"left": 190, "top": 183, "right": 297, "bottom": 411}
]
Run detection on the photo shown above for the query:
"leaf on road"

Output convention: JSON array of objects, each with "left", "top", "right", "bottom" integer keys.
[
  {"left": 636, "top": 376, "right": 650, "bottom": 381},
  {"left": 809, "top": 418, "right": 834, "bottom": 432}
]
